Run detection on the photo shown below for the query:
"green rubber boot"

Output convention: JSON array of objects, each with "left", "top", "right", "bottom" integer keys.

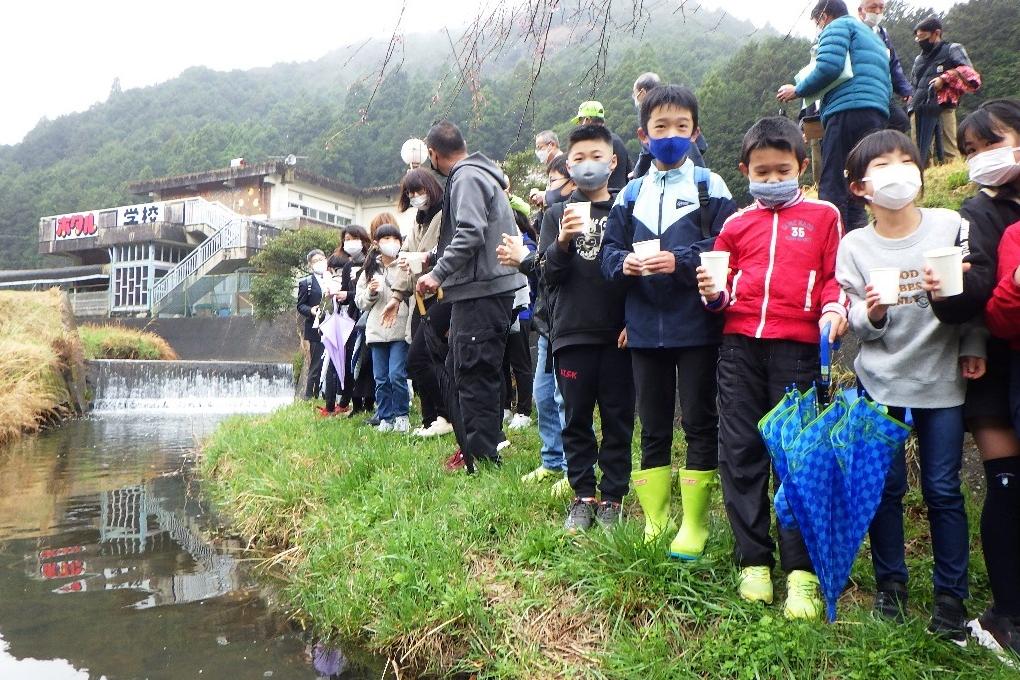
[
  {"left": 631, "top": 466, "right": 673, "bottom": 543},
  {"left": 669, "top": 469, "right": 716, "bottom": 560}
]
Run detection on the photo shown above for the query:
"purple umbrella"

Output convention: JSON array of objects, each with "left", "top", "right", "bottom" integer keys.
[{"left": 319, "top": 302, "right": 356, "bottom": 388}]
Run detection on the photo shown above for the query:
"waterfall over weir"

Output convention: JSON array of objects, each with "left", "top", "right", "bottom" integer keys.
[{"left": 88, "top": 359, "right": 294, "bottom": 414}]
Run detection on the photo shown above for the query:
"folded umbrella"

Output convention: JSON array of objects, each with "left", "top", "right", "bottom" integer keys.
[{"left": 319, "top": 302, "right": 356, "bottom": 389}]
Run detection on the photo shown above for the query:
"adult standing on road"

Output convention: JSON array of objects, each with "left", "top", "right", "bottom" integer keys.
[
  {"left": 778, "top": 0, "right": 891, "bottom": 231},
  {"left": 858, "top": 0, "right": 912, "bottom": 133},
  {"left": 415, "top": 121, "right": 527, "bottom": 473}
]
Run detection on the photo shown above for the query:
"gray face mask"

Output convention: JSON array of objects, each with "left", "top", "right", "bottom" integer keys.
[{"left": 568, "top": 160, "right": 612, "bottom": 192}]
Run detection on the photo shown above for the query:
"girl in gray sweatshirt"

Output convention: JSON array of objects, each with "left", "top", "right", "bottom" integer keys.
[{"left": 835, "top": 130, "right": 986, "bottom": 643}]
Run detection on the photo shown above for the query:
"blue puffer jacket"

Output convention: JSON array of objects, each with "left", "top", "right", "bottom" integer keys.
[{"left": 796, "top": 15, "right": 892, "bottom": 124}]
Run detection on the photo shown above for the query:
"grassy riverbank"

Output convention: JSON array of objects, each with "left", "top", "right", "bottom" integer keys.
[
  {"left": 0, "top": 290, "right": 85, "bottom": 446},
  {"left": 78, "top": 324, "right": 177, "bottom": 360},
  {"left": 202, "top": 403, "right": 1013, "bottom": 678}
]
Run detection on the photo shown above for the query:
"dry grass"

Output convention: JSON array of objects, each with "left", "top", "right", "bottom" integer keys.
[
  {"left": 0, "top": 289, "right": 84, "bottom": 446},
  {"left": 79, "top": 324, "right": 177, "bottom": 360}
]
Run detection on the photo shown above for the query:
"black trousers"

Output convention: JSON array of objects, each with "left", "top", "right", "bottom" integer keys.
[
  {"left": 717, "top": 334, "right": 815, "bottom": 572},
  {"left": 555, "top": 344, "right": 635, "bottom": 503},
  {"left": 887, "top": 98, "right": 910, "bottom": 134},
  {"left": 446, "top": 296, "right": 513, "bottom": 466},
  {"left": 305, "top": 340, "right": 325, "bottom": 399},
  {"left": 324, "top": 359, "right": 340, "bottom": 411},
  {"left": 631, "top": 345, "right": 719, "bottom": 472},
  {"left": 407, "top": 301, "right": 449, "bottom": 426},
  {"left": 502, "top": 318, "right": 534, "bottom": 415},
  {"left": 820, "top": 108, "right": 888, "bottom": 231}
]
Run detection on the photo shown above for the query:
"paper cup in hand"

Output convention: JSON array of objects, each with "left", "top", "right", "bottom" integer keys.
[
  {"left": 699, "top": 251, "right": 730, "bottom": 292},
  {"left": 568, "top": 202, "right": 593, "bottom": 233},
  {"left": 405, "top": 252, "right": 426, "bottom": 275},
  {"left": 869, "top": 268, "right": 901, "bottom": 305},
  {"left": 924, "top": 246, "right": 964, "bottom": 297},
  {"left": 633, "top": 239, "right": 660, "bottom": 276}
]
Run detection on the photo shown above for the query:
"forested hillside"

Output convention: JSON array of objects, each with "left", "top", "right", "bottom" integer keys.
[{"left": 1, "top": 0, "right": 1016, "bottom": 270}]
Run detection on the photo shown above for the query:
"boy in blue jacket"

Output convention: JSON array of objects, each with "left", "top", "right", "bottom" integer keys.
[{"left": 600, "top": 85, "right": 737, "bottom": 560}]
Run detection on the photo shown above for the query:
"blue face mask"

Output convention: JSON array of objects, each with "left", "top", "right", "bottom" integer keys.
[
  {"left": 648, "top": 135, "right": 692, "bottom": 166},
  {"left": 748, "top": 179, "right": 801, "bottom": 207}
]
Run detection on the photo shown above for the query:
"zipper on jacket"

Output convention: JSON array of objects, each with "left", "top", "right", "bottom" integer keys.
[
  {"left": 804, "top": 270, "right": 817, "bottom": 312},
  {"left": 658, "top": 174, "right": 666, "bottom": 347},
  {"left": 755, "top": 211, "right": 780, "bottom": 338}
]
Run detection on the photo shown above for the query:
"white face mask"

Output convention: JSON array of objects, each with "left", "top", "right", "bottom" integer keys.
[
  {"left": 409, "top": 194, "right": 429, "bottom": 210},
  {"left": 967, "top": 146, "right": 1020, "bottom": 187},
  {"left": 379, "top": 242, "right": 401, "bottom": 259},
  {"left": 311, "top": 260, "right": 328, "bottom": 275},
  {"left": 535, "top": 148, "right": 550, "bottom": 165},
  {"left": 343, "top": 241, "right": 363, "bottom": 256},
  {"left": 863, "top": 12, "right": 883, "bottom": 27},
  {"left": 863, "top": 164, "right": 922, "bottom": 210}
]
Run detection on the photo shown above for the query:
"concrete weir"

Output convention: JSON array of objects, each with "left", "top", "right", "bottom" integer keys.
[{"left": 88, "top": 359, "right": 294, "bottom": 414}]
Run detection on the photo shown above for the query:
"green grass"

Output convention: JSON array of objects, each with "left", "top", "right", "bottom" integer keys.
[
  {"left": 201, "top": 405, "right": 1013, "bottom": 679},
  {"left": 78, "top": 324, "right": 177, "bottom": 360}
]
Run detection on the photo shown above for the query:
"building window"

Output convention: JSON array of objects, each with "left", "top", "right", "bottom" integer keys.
[{"left": 98, "top": 210, "right": 118, "bottom": 228}]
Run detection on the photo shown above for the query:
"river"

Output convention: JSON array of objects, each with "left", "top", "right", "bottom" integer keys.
[{"left": 0, "top": 412, "right": 382, "bottom": 679}]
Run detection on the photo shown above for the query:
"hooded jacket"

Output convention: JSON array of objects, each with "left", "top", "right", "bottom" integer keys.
[
  {"left": 600, "top": 159, "right": 737, "bottom": 349},
  {"left": 909, "top": 40, "right": 973, "bottom": 114},
  {"left": 539, "top": 189, "right": 626, "bottom": 354},
  {"left": 795, "top": 15, "right": 892, "bottom": 124},
  {"left": 430, "top": 152, "right": 526, "bottom": 302}
]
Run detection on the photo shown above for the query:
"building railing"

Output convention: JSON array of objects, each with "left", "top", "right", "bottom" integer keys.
[{"left": 150, "top": 219, "right": 243, "bottom": 309}]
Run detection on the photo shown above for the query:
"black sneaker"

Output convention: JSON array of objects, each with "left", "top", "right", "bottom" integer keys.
[
  {"left": 364, "top": 414, "right": 381, "bottom": 427},
  {"left": 873, "top": 580, "right": 909, "bottom": 623},
  {"left": 564, "top": 498, "right": 596, "bottom": 534},
  {"left": 929, "top": 593, "right": 968, "bottom": 647},
  {"left": 594, "top": 501, "right": 623, "bottom": 529},
  {"left": 968, "top": 608, "right": 1020, "bottom": 664}
]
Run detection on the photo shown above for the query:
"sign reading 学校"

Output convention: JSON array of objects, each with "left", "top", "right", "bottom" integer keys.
[{"left": 52, "top": 202, "right": 163, "bottom": 240}]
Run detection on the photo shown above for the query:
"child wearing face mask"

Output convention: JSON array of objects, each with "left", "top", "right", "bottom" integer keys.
[
  {"left": 696, "top": 116, "right": 848, "bottom": 620},
  {"left": 355, "top": 224, "right": 413, "bottom": 433},
  {"left": 337, "top": 226, "right": 376, "bottom": 417},
  {"left": 835, "top": 129, "right": 987, "bottom": 645}
]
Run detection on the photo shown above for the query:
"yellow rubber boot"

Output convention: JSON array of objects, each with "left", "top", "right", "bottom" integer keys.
[
  {"left": 668, "top": 469, "right": 716, "bottom": 560},
  {"left": 631, "top": 466, "right": 672, "bottom": 543},
  {"left": 784, "top": 570, "right": 823, "bottom": 620}
]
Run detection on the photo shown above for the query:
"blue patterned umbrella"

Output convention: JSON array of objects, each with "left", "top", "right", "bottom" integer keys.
[{"left": 759, "top": 325, "right": 910, "bottom": 621}]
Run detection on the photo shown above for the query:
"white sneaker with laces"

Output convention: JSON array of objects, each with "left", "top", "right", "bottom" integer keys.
[
  {"left": 421, "top": 416, "right": 454, "bottom": 437},
  {"left": 392, "top": 416, "right": 410, "bottom": 433},
  {"left": 377, "top": 419, "right": 394, "bottom": 433},
  {"left": 507, "top": 413, "right": 532, "bottom": 430}
]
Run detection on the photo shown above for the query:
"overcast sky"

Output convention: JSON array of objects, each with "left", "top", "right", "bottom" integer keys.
[{"left": 0, "top": 0, "right": 959, "bottom": 146}]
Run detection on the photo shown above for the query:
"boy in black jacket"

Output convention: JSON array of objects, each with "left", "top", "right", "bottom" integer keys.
[{"left": 539, "top": 124, "right": 635, "bottom": 532}]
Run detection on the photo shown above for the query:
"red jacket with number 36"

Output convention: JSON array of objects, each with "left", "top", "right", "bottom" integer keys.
[{"left": 707, "top": 192, "right": 848, "bottom": 344}]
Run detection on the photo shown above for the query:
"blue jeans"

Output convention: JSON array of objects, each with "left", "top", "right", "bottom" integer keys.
[
  {"left": 533, "top": 335, "right": 566, "bottom": 472},
  {"left": 868, "top": 405, "right": 969, "bottom": 600},
  {"left": 371, "top": 341, "right": 409, "bottom": 422}
]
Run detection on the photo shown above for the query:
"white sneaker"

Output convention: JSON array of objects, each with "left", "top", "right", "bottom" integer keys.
[
  {"left": 507, "top": 413, "right": 532, "bottom": 430},
  {"left": 377, "top": 419, "right": 393, "bottom": 433},
  {"left": 392, "top": 416, "right": 410, "bottom": 433},
  {"left": 418, "top": 416, "right": 454, "bottom": 437},
  {"left": 496, "top": 438, "right": 511, "bottom": 453},
  {"left": 502, "top": 409, "right": 513, "bottom": 424}
]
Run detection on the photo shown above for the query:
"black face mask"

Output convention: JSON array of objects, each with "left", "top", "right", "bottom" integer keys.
[{"left": 918, "top": 38, "right": 936, "bottom": 54}]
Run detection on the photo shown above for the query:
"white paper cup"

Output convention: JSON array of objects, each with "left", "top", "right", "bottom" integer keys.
[
  {"left": 700, "top": 251, "right": 730, "bottom": 292},
  {"left": 924, "top": 246, "right": 964, "bottom": 297},
  {"left": 404, "top": 252, "right": 426, "bottom": 275},
  {"left": 869, "top": 267, "right": 901, "bottom": 305},
  {"left": 633, "top": 238, "right": 660, "bottom": 276},
  {"left": 567, "top": 202, "right": 593, "bottom": 233}
]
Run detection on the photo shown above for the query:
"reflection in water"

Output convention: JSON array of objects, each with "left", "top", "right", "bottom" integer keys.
[{"left": 0, "top": 415, "right": 381, "bottom": 680}]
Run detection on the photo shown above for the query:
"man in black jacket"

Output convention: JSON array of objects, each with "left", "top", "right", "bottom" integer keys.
[
  {"left": 539, "top": 124, "right": 634, "bottom": 533},
  {"left": 572, "top": 101, "right": 632, "bottom": 191},
  {"left": 296, "top": 249, "right": 327, "bottom": 399},
  {"left": 909, "top": 15, "right": 974, "bottom": 166},
  {"left": 417, "top": 121, "right": 527, "bottom": 472}
]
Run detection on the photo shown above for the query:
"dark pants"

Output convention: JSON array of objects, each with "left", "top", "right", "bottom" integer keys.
[
  {"left": 820, "top": 108, "right": 889, "bottom": 231},
  {"left": 915, "top": 110, "right": 942, "bottom": 168},
  {"left": 324, "top": 359, "right": 340, "bottom": 411},
  {"left": 1011, "top": 352, "right": 1020, "bottom": 440},
  {"left": 305, "top": 340, "right": 325, "bottom": 399},
  {"left": 717, "top": 335, "right": 815, "bottom": 572},
  {"left": 869, "top": 405, "right": 969, "bottom": 600},
  {"left": 338, "top": 328, "right": 374, "bottom": 412},
  {"left": 631, "top": 345, "right": 719, "bottom": 472},
  {"left": 407, "top": 302, "right": 448, "bottom": 426},
  {"left": 502, "top": 318, "right": 534, "bottom": 415},
  {"left": 446, "top": 296, "right": 513, "bottom": 467},
  {"left": 554, "top": 344, "right": 635, "bottom": 503},
  {"left": 887, "top": 98, "right": 910, "bottom": 134}
]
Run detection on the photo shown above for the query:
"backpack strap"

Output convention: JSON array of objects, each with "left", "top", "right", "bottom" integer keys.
[
  {"left": 693, "top": 166, "right": 713, "bottom": 240},
  {"left": 622, "top": 176, "right": 645, "bottom": 230}
]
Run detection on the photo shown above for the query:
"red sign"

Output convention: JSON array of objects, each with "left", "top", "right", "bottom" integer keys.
[{"left": 55, "top": 213, "right": 97, "bottom": 239}]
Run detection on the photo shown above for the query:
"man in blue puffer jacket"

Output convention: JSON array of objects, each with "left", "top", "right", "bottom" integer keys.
[{"left": 778, "top": 0, "right": 891, "bottom": 231}]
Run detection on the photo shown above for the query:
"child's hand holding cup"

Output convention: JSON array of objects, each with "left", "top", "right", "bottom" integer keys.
[
  {"left": 631, "top": 238, "right": 661, "bottom": 276},
  {"left": 559, "top": 202, "right": 591, "bottom": 245},
  {"left": 699, "top": 251, "right": 730, "bottom": 296}
]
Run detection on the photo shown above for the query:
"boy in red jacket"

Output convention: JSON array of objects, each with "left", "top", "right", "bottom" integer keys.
[
  {"left": 985, "top": 221, "right": 1020, "bottom": 440},
  {"left": 697, "top": 116, "right": 848, "bottom": 620}
]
